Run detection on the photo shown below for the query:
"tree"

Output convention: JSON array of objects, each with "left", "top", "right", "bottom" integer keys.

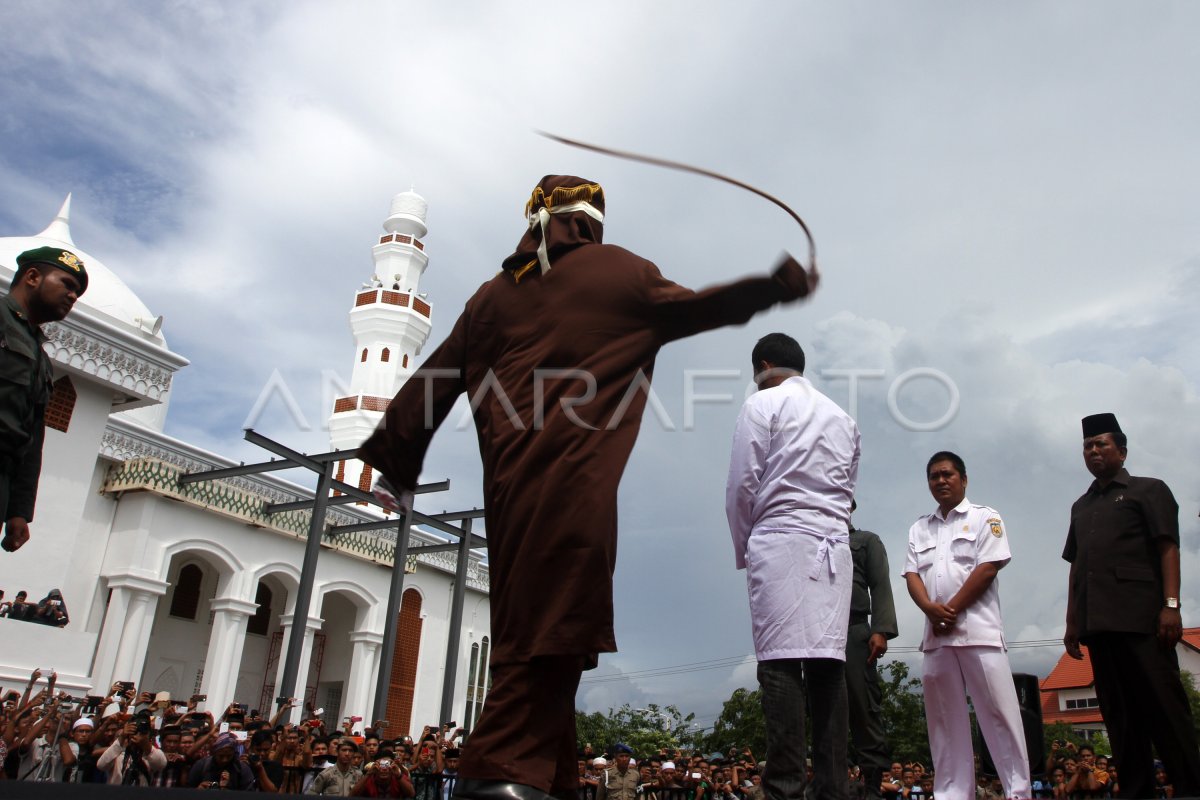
[
  {"left": 878, "top": 660, "right": 930, "bottom": 763},
  {"left": 1182, "top": 671, "right": 1200, "bottom": 741},
  {"left": 701, "top": 687, "right": 766, "bottom": 758},
  {"left": 576, "top": 704, "right": 698, "bottom": 757}
]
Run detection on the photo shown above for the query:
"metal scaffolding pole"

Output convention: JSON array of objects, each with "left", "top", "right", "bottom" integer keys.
[
  {"left": 439, "top": 517, "right": 474, "bottom": 724},
  {"left": 372, "top": 510, "right": 414, "bottom": 723},
  {"left": 177, "top": 429, "right": 486, "bottom": 726},
  {"left": 277, "top": 458, "right": 333, "bottom": 711}
]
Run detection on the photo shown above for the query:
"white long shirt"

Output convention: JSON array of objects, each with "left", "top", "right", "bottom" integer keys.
[
  {"left": 902, "top": 497, "right": 1012, "bottom": 652},
  {"left": 725, "top": 375, "right": 861, "bottom": 660},
  {"left": 726, "top": 376, "right": 861, "bottom": 565}
]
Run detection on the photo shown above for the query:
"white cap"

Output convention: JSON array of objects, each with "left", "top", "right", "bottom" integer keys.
[
  {"left": 72, "top": 717, "right": 95, "bottom": 730},
  {"left": 593, "top": 757, "right": 607, "bottom": 766},
  {"left": 662, "top": 762, "right": 676, "bottom": 771}
]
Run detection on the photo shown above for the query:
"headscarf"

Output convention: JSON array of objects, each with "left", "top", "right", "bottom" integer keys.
[
  {"left": 212, "top": 732, "right": 239, "bottom": 752},
  {"left": 501, "top": 175, "right": 605, "bottom": 282}
]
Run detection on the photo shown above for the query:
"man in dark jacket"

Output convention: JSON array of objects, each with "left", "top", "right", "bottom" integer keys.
[
  {"left": 845, "top": 501, "right": 898, "bottom": 799},
  {"left": 361, "top": 175, "right": 818, "bottom": 800},
  {"left": 1, "top": 245, "right": 87, "bottom": 553},
  {"left": 1062, "top": 412, "right": 1200, "bottom": 797}
]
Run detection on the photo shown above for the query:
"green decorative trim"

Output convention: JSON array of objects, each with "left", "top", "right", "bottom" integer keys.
[{"left": 102, "top": 458, "right": 417, "bottom": 573}]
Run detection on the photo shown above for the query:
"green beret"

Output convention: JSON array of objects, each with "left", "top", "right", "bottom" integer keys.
[{"left": 14, "top": 246, "right": 88, "bottom": 295}]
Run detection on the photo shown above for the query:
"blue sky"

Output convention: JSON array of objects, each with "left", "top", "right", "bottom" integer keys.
[{"left": 2, "top": 0, "right": 1199, "bottom": 729}]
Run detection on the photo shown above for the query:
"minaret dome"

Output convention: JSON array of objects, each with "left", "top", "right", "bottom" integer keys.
[{"left": 384, "top": 191, "right": 428, "bottom": 238}]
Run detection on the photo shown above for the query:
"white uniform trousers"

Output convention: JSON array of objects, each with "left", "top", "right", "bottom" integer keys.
[{"left": 922, "top": 645, "right": 1030, "bottom": 800}]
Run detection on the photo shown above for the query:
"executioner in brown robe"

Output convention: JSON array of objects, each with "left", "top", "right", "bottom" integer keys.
[{"left": 360, "top": 175, "right": 817, "bottom": 800}]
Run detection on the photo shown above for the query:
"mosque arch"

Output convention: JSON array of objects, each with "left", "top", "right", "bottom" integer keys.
[
  {"left": 141, "top": 548, "right": 232, "bottom": 697},
  {"left": 158, "top": 539, "right": 243, "bottom": 598},
  {"left": 315, "top": 580, "right": 375, "bottom": 629}
]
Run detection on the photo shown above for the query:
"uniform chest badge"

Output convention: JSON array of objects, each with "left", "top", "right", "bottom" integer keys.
[
  {"left": 987, "top": 517, "right": 1003, "bottom": 537},
  {"left": 962, "top": 524, "right": 970, "bottom": 531}
]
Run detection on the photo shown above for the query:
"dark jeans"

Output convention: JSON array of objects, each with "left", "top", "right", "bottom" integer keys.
[{"left": 759, "top": 658, "right": 849, "bottom": 800}]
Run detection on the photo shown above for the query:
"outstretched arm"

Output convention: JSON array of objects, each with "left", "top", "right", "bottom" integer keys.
[{"left": 650, "top": 254, "right": 817, "bottom": 344}]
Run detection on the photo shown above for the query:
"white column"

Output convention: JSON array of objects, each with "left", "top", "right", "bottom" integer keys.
[
  {"left": 198, "top": 597, "right": 260, "bottom": 713},
  {"left": 91, "top": 573, "right": 169, "bottom": 692},
  {"left": 344, "top": 630, "right": 384, "bottom": 724},
  {"left": 274, "top": 614, "right": 324, "bottom": 724}
]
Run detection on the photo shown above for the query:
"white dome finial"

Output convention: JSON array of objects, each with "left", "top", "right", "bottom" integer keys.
[
  {"left": 37, "top": 194, "right": 75, "bottom": 245},
  {"left": 384, "top": 190, "right": 428, "bottom": 238}
]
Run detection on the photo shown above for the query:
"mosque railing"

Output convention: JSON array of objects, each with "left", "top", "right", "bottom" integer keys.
[{"left": 102, "top": 457, "right": 418, "bottom": 571}]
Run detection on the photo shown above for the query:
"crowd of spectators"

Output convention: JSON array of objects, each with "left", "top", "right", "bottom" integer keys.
[
  {"left": 573, "top": 743, "right": 1183, "bottom": 800},
  {"left": 0, "top": 587, "right": 69, "bottom": 626},
  {"left": 0, "top": 669, "right": 462, "bottom": 795},
  {"left": 1, "top": 668, "right": 1183, "bottom": 798}
]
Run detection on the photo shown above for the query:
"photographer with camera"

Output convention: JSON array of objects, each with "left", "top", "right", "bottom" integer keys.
[
  {"left": 31, "top": 588, "right": 69, "bottom": 627},
  {"left": 17, "top": 688, "right": 74, "bottom": 781},
  {"left": 96, "top": 711, "right": 165, "bottom": 786},
  {"left": 152, "top": 724, "right": 189, "bottom": 787},
  {"left": 244, "top": 728, "right": 284, "bottom": 791},
  {"left": 352, "top": 754, "right": 415, "bottom": 798}
]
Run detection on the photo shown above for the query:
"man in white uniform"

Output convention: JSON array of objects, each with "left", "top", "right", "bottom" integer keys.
[
  {"left": 902, "top": 451, "right": 1029, "bottom": 800},
  {"left": 726, "top": 333, "right": 861, "bottom": 800}
]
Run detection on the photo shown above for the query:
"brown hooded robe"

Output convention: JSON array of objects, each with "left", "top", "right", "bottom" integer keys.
[{"left": 360, "top": 175, "right": 810, "bottom": 668}]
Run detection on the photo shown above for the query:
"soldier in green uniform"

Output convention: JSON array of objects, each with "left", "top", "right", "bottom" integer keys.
[
  {"left": 1, "top": 245, "right": 87, "bottom": 553},
  {"left": 597, "top": 745, "right": 639, "bottom": 800},
  {"left": 845, "top": 501, "right": 897, "bottom": 800}
]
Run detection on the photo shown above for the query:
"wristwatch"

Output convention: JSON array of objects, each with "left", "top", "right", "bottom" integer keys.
[{"left": 1166, "top": 597, "right": 1180, "bottom": 609}]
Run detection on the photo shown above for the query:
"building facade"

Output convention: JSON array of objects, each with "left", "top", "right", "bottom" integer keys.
[{"left": 0, "top": 194, "right": 491, "bottom": 735}]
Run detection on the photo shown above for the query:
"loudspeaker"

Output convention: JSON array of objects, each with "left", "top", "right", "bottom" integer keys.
[{"left": 976, "top": 672, "right": 1045, "bottom": 776}]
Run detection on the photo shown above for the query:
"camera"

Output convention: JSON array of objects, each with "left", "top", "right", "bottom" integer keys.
[{"left": 131, "top": 710, "right": 153, "bottom": 735}]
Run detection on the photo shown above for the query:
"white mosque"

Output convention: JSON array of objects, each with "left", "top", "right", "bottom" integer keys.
[{"left": 0, "top": 192, "right": 492, "bottom": 735}]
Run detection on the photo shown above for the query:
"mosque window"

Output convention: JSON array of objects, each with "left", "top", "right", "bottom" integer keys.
[
  {"left": 403, "top": 354, "right": 409, "bottom": 368},
  {"left": 361, "top": 348, "right": 368, "bottom": 363},
  {"left": 381, "top": 348, "right": 390, "bottom": 363},
  {"left": 44, "top": 376, "right": 77, "bottom": 432},
  {"left": 247, "top": 582, "right": 273, "bottom": 636},
  {"left": 169, "top": 563, "right": 204, "bottom": 620}
]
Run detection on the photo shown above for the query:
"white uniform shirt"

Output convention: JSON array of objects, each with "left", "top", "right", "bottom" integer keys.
[
  {"left": 726, "top": 375, "right": 861, "bottom": 566},
  {"left": 902, "top": 497, "right": 1012, "bottom": 652}
]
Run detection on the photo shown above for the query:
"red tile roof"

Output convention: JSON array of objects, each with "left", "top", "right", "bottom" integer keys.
[{"left": 1040, "top": 647, "right": 1095, "bottom": 691}]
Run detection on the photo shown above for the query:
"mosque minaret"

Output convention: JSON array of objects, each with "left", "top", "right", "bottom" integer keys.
[{"left": 327, "top": 191, "right": 434, "bottom": 497}]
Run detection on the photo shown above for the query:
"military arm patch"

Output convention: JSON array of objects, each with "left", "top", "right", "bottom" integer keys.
[{"left": 987, "top": 517, "right": 1004, "bottom": 537}]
